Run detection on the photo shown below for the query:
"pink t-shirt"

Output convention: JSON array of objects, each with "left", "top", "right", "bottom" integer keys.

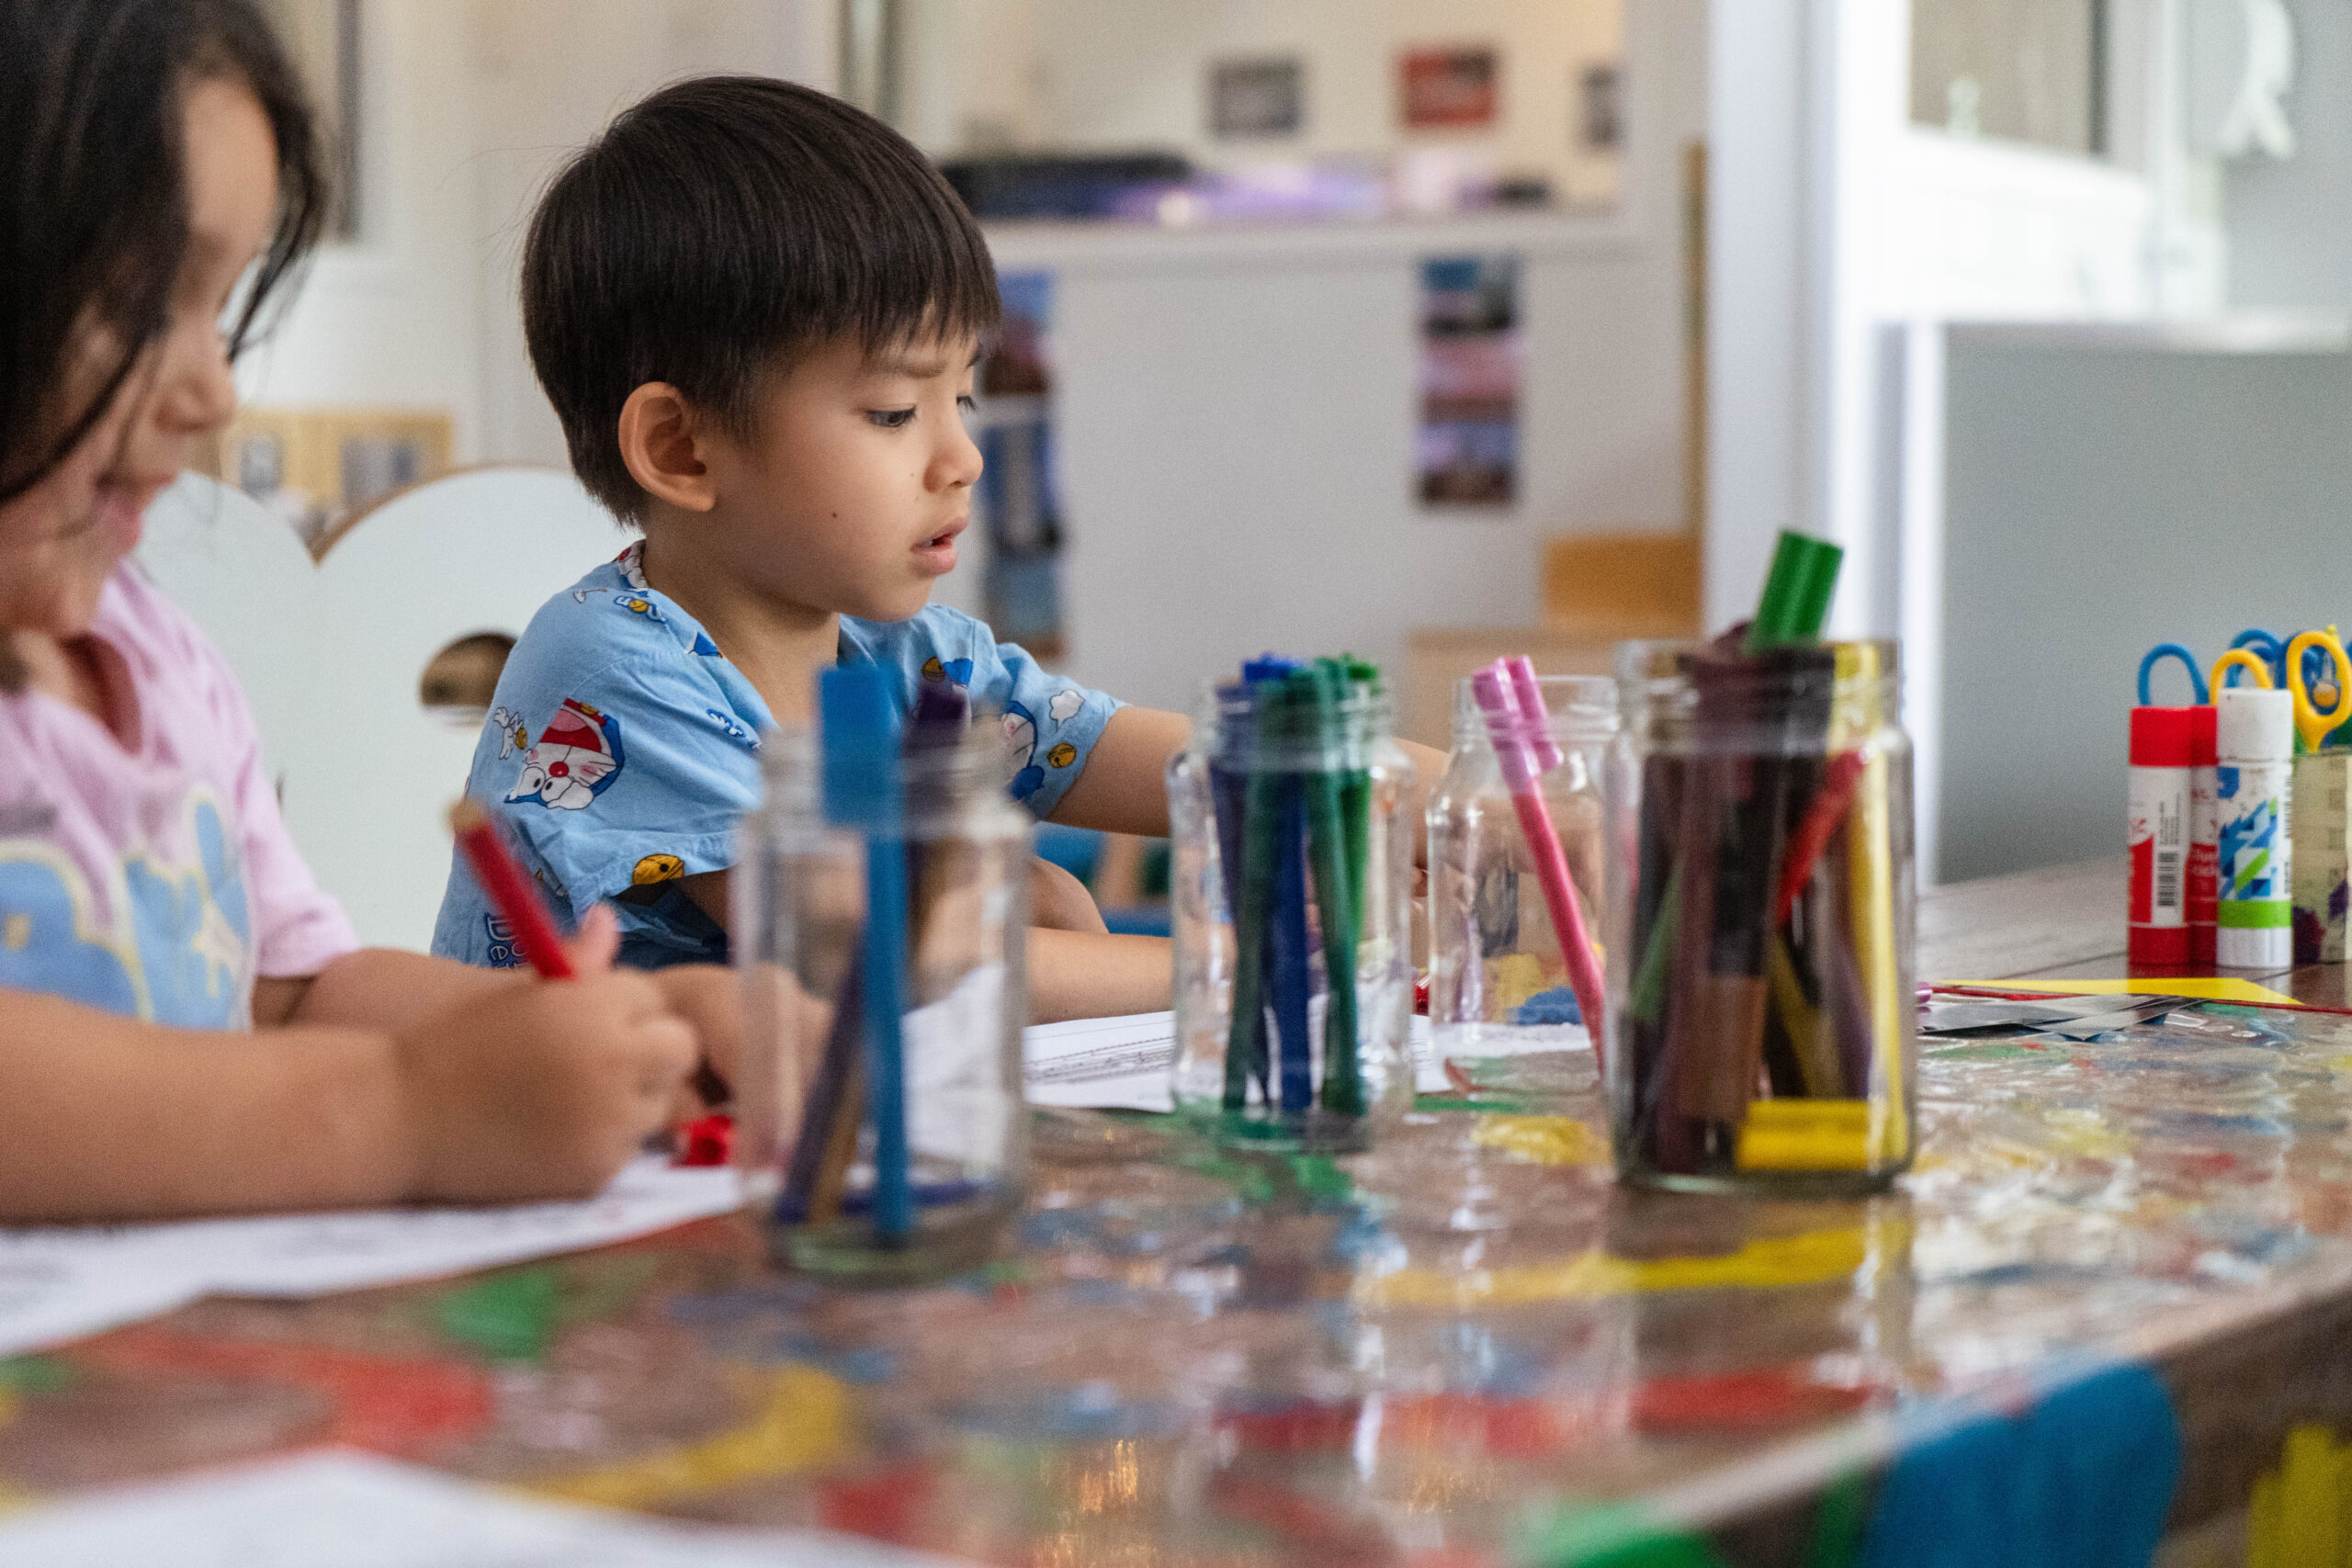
[{"left": 0, "top": 567, "right": 356, "bottom": 1027}]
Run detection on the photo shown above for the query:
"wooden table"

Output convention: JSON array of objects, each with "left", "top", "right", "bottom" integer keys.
[{"left": 3, "top": 857, "right": 2346, "bottom": 1563}]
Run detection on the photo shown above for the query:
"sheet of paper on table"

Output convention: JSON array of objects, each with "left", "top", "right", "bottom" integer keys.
[
  {"left": 1023, "top": 1011, "right": 1471, "bottom": 1111},
  {"left": 0, "top": 1448, "right": 975, "bottom": 1567},
  {"left": 0, "top": 1158, "right": 738, "bottom": 1359}
]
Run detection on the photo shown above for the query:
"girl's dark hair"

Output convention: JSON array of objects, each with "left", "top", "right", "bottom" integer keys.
[
  {"left": 0, "top": 0, "right": 326, "bottom": 505},
  {"left": 522, "top": 76, "right": 1002, "bottom": 521}
]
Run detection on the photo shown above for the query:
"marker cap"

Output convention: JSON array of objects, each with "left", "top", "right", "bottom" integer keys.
[
  {"left": 2218, "top": 687, "right": 2294, "bottom": 761},
  {"left": 2129, "top": 705, "right": 2195, "bottom": 766}
]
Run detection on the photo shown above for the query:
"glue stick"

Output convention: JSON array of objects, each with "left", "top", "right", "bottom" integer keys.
[
  {"left": 2128, "top": 706, "right": 2191, "bottom": 966},
  {"left": 2188, "top": 705, "right": 2218, "bottom": 964},
  {"left": 2217, "top": 687, "right": 2294, "bottom": 969}
]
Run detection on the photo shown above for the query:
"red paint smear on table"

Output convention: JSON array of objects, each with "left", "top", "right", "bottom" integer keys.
[
  {"left": 71, "top": 1326, "right": 496, "bottom": 1458},
  {"left": 819, "top": 1463, "right": 935, "bottom": 1542},
  {"left": 1633, "top": 1366, "right": 1878, "bottom": 1434},
  {"left": 1220, "top": 1393, "right": 1566, "bottom": 1457},
  {"left": 1209, "top": 1472, "right": 1396, "bottom": 1565}
]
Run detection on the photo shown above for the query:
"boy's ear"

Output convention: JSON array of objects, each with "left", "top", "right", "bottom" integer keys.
[{"left": 616, "top": 382, "right": 718, "bottom": 513}]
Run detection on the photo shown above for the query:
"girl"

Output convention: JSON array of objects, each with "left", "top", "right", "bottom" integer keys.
[{"left": 0, "top": 0, "right": 732, "bottom": 1220}]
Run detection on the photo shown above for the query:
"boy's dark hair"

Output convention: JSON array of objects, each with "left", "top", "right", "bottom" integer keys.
[
  {"left": 523, "top": 76, "right": 1001, "bottom": 522},
  {"left": 0, "top": 0, "right": 324, "bottom": 505}
]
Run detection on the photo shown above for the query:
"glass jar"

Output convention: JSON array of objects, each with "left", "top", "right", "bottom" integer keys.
[
  {"left": 1427, "top": 674, "right": 1614, "bottom": 1065},
  {"left": 1169, "top": 662, "right": 1415, "bottom": 1150},
  {"left": 734, "top": 725, "right": 1030, "bottom": 1282},
  {"left": 1605, "top": 639, "right": 1916, "bottom": 1194}
]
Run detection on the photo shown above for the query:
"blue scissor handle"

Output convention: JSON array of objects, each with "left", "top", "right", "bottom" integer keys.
[
  {"left": 2138, "top": 643, "right": 2209, "bottom": 706},
  {"left": 2231, "top": 627, "right": 2288, "bottom": 684}
]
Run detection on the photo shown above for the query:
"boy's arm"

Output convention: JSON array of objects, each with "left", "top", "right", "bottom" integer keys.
[
  {"left": 1048, "top": 705, "right": 1453, "bottom": 860},
  {"left": 680, "top": 867, "right": 1170, "bottom": 1021}
]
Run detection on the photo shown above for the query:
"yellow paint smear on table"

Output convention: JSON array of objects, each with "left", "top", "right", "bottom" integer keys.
[
  {"left": 1472, "top": 1114, "right": 1608, "bottom": 1167},
  {"left": 532, "top": 1363, "right": 847, "bottom": 1510},
  {"left": 1364, "top": 1221, "right": 1889, "bottom": 1310},
  {"left": 1945, "top": 977, "right": 2301, "bottom": 1005}
]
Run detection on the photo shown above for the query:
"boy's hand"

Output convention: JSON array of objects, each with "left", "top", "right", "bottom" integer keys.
[
  {"left": 647, "top": 965, "right": 741, "bottom": 1117},
  {"left": 393, "top": 908, "right": 697, "bottom": 1202}
]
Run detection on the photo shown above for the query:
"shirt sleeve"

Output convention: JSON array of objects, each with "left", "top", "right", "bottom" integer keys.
[
  {"left": 941, "top": 615, "right": 1122, "bottom": 820},
  {"left": 193, "top": 626, "right": 359, "bottom": 978},
  {"left": 476, "top": 646, "right": 763, "bottom": 927}
]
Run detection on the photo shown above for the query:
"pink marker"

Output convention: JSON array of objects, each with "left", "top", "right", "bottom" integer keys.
[{"left": 1471, "top": 659, "right": 1608, "bottom": 1070}]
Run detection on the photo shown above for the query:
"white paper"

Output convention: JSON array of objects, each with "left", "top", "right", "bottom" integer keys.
[
  {"left": 0, "top": 1448, "right": 974, "bottom": 1568},
  {"left": 1020, "top": 1011, "right": 1454, "bottom": 1111},
  {"left": 0, "top": 1159, "right": 738, "bottom": 1358}
]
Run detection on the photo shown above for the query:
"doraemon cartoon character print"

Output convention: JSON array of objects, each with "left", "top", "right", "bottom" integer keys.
[{"left": 508, "top": 698, "right": 626, "bottom": 810}]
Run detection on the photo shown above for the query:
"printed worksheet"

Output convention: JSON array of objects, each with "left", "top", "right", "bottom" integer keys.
[
  {"left": 0, "top": 1161, "right": 739, "bottom": 1358},
  {"left": 1021, "top": 1012, "right": 1453, "bottom": 1111},
  {"left": 0, "top": 1449, "right": 973, "bottom": 1567}
]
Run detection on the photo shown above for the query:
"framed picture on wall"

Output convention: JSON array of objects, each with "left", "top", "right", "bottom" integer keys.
[
  {"left": 1209, "top": 55, "right": 1306, "bottom": 139},
  {"left": 1399, "top": 45, "right": 1499, "bottom": 130}
]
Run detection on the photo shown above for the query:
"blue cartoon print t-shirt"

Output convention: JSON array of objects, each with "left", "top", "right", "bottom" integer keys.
[{"left": 430, "top": 542, "right": 1121, "bottom": 969}]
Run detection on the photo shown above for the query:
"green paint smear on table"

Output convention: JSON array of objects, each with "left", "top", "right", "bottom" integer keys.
[
  {"left": 435, "top": 1266, "right": 564, "bottom": 1362},
  {"left": 1521, "top": 1501, "right": 1733, "bottom": 1568},
  {"left": 1283, "top": 1155, "right": 1353, "bottom": 1203},
  {"left": 1803, "top": 1471, "right": 1867, "bottom": 1568},
  {"left": 1924, "top": 1043, "right": 2062, "bottom": 1064},
  {"left": 1416, "top": 1093, "right": 1547, "bottom": 1114},
  {"left": 0, "top": 1356, "right": 73, "bottom": 1393}
]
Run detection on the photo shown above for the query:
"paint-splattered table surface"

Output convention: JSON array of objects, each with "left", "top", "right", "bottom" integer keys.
[{"left": 6, "top": 856, "right": 2348, "bottom": 1565}]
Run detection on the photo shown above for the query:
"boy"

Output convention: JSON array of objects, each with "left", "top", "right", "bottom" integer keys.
[{"left": 432, "top": 77, "right": 1209, "bottom": 1021}]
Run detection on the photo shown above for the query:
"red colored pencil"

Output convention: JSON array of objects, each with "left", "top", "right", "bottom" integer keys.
[{"left": 449, "top": 799, "right": 574, "bottom": 979}]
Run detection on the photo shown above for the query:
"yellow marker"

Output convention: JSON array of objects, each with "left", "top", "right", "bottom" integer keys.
[
  {"left": 1765, "top": 934, "right": 1840, "bottom": 1096},
  {"left": 2212, "top": 647, "right": 2277, "bottom": 694},
  {"left": 1836, "top": 643, "right": 1906, "bottom": 1168},
  {"left": 1736, "top": 1099, "right": 1871, "bottom": 1171},
  {"left": 1943, "top": 976, "right": 2301, "bottom": 1006},
  {"left": 533, "top": 1363, "right": 847, "bottom": 1510},
  {"left": 1363, "top": 1220, "right": 1896, "bottom": 1310}
]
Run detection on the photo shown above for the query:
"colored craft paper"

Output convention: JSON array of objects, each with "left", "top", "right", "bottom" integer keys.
[
  {"left": 1854, "top": 1360, "right": 2180, "bottom": 1568},
  {"left": 1947, "top": 976, "right": 2301, "bottom": 1006}
]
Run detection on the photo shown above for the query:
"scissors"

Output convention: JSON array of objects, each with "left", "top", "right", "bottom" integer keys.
[
  {"left": 2138, "top": 644, "right": 2209, "bottom": 705},
  {"left": 2211, "top": 626, "right": 2352, "bottom": 751}
]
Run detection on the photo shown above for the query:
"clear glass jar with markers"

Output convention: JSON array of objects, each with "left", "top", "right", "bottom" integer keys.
[
  {"left": 1168, "top": 657, "right": 1417, "bottom": 1152},
  {"left": 1427, "top": 671, "right": 1614, "bottom": 1078},
  {"left": 1606, "top": 638, "right": 1916, "bottom": 1195},
  {"left": 734, "top": 671, "right": 1030, "bottom": 1283}
]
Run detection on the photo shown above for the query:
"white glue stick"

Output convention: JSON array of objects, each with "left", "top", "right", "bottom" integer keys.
[{"left": 2217, "top": 687, "right": 2293, "bottom": 968}]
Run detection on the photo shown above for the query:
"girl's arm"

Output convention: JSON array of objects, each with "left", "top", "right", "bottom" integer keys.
[
  {"left": 257, "top": 946, "right": 741, "bottom": 1101},
  {"left": 0, "top": 912, "right": 698, "bottom": 1223}
]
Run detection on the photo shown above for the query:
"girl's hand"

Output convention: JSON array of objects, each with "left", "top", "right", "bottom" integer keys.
[{"left": 392, "top": 907, "right": 697, "bottom": 1201}]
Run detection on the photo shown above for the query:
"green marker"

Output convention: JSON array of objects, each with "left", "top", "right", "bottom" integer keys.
[{"left": 1744, "top": 530, "right": 1845, "bottom": 653}]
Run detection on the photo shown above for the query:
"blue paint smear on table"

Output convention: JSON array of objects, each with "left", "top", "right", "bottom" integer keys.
[{"left": 1857, "top": 1360, "right": 2180, "bottom": 1568}]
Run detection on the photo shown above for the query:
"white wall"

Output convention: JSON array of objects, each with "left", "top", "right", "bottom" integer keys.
[
  {"left": 240, "top": 0, "right": 832, "bottom": 468},
  {"left": 1029, "top": 0, "right": 1703, "bottom": 711},
  {"left": 1706, "top": 0, "right": 2228, "bottom": 642},
  {"left": 233, "top": 0, "right": 485, "bottom": 457},
  {"left": 900, "top": 0, "right": 1623, "bottom": 207},
  {"left": 2225, "top": 0, "right": 2352, "bottom": 310}
]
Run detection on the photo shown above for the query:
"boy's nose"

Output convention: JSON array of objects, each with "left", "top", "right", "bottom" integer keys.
[{"left": 935, "top": 420, "right": 984, "bottom": 491}]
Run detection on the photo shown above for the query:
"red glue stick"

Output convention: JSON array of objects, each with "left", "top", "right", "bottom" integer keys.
[
  {"left": 2188, "top": 705, "right": 2218, "bottom": 964},
  {"left": 2128, "top": 707, "right": 2193, "bottom": 966}
]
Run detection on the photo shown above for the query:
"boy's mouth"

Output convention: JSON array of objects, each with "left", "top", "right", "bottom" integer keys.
[{"left": 913, "top": 517, "right": 966, "bottom": 575}]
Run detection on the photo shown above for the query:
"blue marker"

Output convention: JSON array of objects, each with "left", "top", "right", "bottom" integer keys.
[{"left": 820, "top": 664, "right": 913, "bottom": 1242}]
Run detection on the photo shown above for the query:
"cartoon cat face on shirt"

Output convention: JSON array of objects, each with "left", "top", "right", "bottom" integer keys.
[{"left": 506, "top": 699, "right": 627, "bottom": 811}]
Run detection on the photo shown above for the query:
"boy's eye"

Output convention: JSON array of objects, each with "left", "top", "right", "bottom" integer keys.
[
  {"left": 867, "top": 407, "right": 917, "bottom": 429},
  {"left": 956, "top": 394, "right": 978, "bottom": 417}
]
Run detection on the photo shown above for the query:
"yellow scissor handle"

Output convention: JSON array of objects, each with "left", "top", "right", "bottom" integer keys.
[
  {"left": 2211, "top": 648, "right": 2277, "bottom": 694},
  {"left": 2288, "top": 626, "right": 2352, "bottom": 752}
]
